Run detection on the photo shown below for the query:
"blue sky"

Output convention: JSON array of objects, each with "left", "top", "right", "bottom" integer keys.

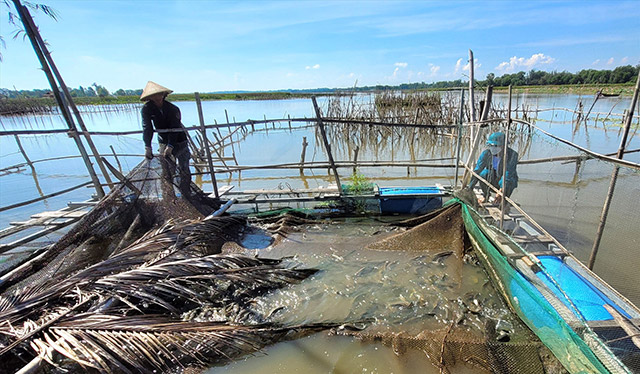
[{"left": 1, "top": 0, "right": 639, "bottom": 93}]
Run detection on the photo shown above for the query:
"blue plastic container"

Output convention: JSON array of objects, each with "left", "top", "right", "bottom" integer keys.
[{"left": 379, "top": 187, "right": 443, "bottom": 215}]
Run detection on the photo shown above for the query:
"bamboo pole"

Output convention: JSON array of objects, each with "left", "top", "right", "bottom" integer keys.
[
  {"left": 353, "top": 145, "right": 360, "bottom": 174},
  {"left": 468, "top": 49, "right": 476, "bottom": 124},
  {"left": 462, "top": 85, "right": 493, "bottom": 185},
  {"left": 454, "top": 89, "right": 465, "bottom": 187},
  {"left": 500, "top": 85, "right": 512, "bottom": 229},
  {"left": 588, "top": 69, "right": 640, "bottom": 270},
  {"left": 21, "top": 6, "right": 114, "bottom": 190},
  {"left": 311, "top": 96, "right": 343, "bottom": 195},
  {"left": 195, "top": 92, "right": 219, "bottom": 198},
  {"left": 13, "top": 1, "right": 105, "bottom": 198}
]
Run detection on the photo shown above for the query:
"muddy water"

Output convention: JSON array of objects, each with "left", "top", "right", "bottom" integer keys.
[{"left": 207, "top": 218, "right": 523, "bottom": 373}]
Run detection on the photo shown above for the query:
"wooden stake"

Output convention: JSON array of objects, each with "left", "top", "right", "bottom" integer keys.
[
  {"left": 311, "top": 97, "right": 343, "bottom": 195},
  {"left": 500, "top": 85, "right": 512, "bottom": 230},
  {"left": 454, "top": 89, "right": 465, "bottom": 187},
  {"left": 299, "top": 136, "right": 308, "bottom": 175},
  {"left": 589, "top": 69, "right": 640, "bottom": 270},
  {"left": 195, "top": 92, "right": 219, "bottom": 198},
  {"left": 353, "top": 145, "right": 360, "bottom": 174}
]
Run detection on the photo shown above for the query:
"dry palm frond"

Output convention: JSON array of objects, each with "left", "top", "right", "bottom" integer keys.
[
  {"left": 88, "top": 255, "right": 317, "bottom": 315},
  {"left": 30, "top": 314, "right": 338, "bottom": 374},
  {"left": 0, "top": 216, "right": 247, "bottom": 325}
]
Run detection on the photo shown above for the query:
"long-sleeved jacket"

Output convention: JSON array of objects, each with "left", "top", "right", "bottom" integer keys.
[
  {"left": 141, "top": 100, "right": 187, "bottom": 148},
  {"left": 469, "top": 147, "right": 519, "bottom": 190}
]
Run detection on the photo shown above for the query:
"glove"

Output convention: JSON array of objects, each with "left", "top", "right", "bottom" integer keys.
[
  {"left": 145, "top": 147, "right": 153, "bottom": 160},
  {"left": 163, "top": 145, "right": 174, "bottom": 158}
]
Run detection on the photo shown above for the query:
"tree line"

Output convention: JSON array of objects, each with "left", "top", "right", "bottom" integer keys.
[
  {"left": 0, "top": 83, "right": 142, "bottom": 99},
  {"left": 1, "top": 65, "right": 638, "bottom": 99}
]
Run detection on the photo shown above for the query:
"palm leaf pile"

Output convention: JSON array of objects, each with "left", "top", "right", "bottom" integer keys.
[{"left": 0, "top": 215, "right": 332, "bottom": 373}]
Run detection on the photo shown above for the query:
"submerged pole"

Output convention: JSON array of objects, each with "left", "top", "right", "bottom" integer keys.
[
  {"left": 588, "top": 69, "right": 640, "bottom": 270},
  {"left": 195, "top": 93, "right": 219, "bottom": 198},
  {"left": 299, "top": 136, "right": 308, "bottom": 175},
  {"left": 311, "top": 96, "right": 343, "bottom": 195},
  {"left": 454, "top": 89, "right": 465, "bottom": 187},
  {"left": 500, "top": 85, "right": 512, "bottom": 229},
  {"left": 13, "top": 0, "right": 104, "bottom": 197}
]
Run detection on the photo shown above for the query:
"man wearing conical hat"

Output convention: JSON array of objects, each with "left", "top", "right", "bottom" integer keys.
[{"left": 141, "top": 81, "right": 191, "bottom": 196}]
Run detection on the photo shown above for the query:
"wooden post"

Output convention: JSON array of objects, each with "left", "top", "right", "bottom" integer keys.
[
  {"left": 353, "top": 146, "right": 360, "bottom": 174},
  {"left": 13, "top": 1, "right": 104, "bottom": 198},
  {"left": 311, "top": 97, "right": 343, "bottom": 195},
  {"left": 588, "top": 69, "right": 640, "bottom": 270},
  {"left": 454, "top": 89, "right": 465, "bottom": 187},
  {"left": 468, "top": 49, "right": 476, "bottom": 140},
  {"left": 500, "top": 85, "right": 512, "bottom": 229},
  {"left": 299, "top": 136, "right": 308, "bottom": 175},
  {"left": 288, "top": 114, "right": 292, "bottom": 132},
  {"left": 14, "top": 135, "right": 33, "bottom": 168},
  {"left": 462, "top": 85, "right": 493, "bottom": 185},
  {"left": 195, "top": 92, "right": 219, "bottom": 198}
]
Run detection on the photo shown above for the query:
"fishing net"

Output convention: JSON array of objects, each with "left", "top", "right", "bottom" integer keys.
[{"left": 1, "top": 156, "right": 220, "bottom": 295}]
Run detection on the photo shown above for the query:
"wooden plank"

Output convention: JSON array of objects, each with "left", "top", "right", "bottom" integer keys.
[{"left": 31, "top": 210, "right": 87, "bottom": 219}]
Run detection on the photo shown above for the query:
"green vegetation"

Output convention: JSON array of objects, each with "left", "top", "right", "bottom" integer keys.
[{"left": 1, "top": 65, "right": 637, "bottom": 114}]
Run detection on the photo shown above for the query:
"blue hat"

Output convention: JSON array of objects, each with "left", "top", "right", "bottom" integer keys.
[{"left": 487, "top": 132, "right": 505, "bottom": 146}]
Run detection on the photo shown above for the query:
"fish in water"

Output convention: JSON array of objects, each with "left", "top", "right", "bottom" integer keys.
[{"left": 431, "top": 250, "right": 454, "bottom": 264}]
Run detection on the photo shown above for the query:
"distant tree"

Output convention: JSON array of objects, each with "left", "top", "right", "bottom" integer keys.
[
  {"left": 610, "top": 65, "right": 637, "bottom": 84},
  {"left": 114, "top": 89, "right": 126, "bottom": 96},
  {"left": 92, "top": 82, "right": 109, "bottom": 97},
  {"left": 85, "top": 86, "right": 96, "bottom": 97}
]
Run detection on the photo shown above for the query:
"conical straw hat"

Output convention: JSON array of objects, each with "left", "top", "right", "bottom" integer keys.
[{"left": 140, "top": 81, "right": 173, "bottom": 101}]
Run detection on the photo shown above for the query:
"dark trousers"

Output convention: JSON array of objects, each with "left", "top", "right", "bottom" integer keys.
[{"left": 159, "top": 142, "right": 191, "bottom": 197}]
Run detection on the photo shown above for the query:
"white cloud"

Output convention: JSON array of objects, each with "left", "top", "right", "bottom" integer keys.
[
  {"left": 305, "top": 64, "right": 320, "bottom": 70},
  {"left": 495, "top": 53, "right": 555, "bottom": 72},
  {"left": 395, "top": 62, "right": 408, "bottom": 68},
  {"left": 607, "top": 57, "right": 614, "bottom": 65},
  {"left": 463, "top": 58, "right": 481, "bottom": 72},
  {"left": 454, "top": 58, "right": 464, "bottom": 74},
  {"left": 429, "top": 64, "right": 440, "bottom": 75},
  {"left": 592, "top": 59, "right": 600, "bottom": 65},
  {"left": 621, "top": 56, "right": 629, "bottom": 64},
  {"left": 393, "top": 67, "right": 400, "bottom": 77}
]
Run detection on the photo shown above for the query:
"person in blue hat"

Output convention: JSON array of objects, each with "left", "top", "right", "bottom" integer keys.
[{"left": 468, "top": 132, "right": 518, "bottom": 204}]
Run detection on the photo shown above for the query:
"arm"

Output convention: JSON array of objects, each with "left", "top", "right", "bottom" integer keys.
[
  {"left": 468, "top": 150, "right": 489, "bottom": 189},
  {"left": 141, "top": 104, "right": 154, "bottom": 149}
]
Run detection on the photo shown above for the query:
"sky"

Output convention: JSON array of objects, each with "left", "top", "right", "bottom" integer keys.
[{"left": 1, "top": 0, "right": 639, "bottom": 93}]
